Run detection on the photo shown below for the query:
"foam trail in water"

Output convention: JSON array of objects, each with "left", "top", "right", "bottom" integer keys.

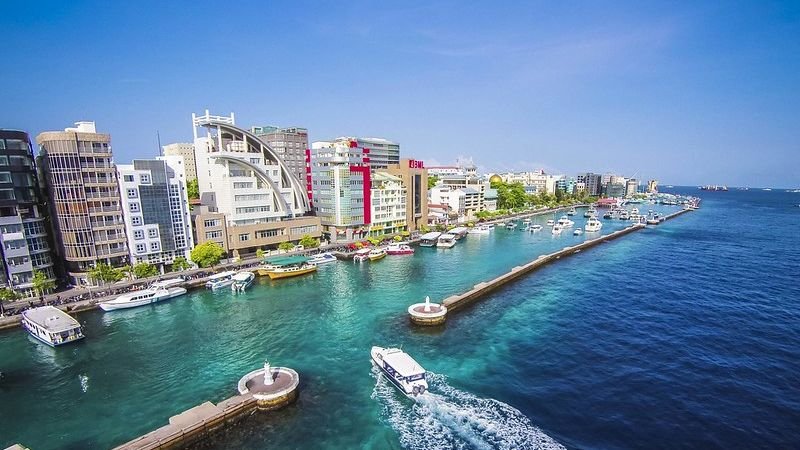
[
  {"left": 79, "top": 374, "right": 89, "bottom": 393},
  {"left": 371, "top": 368, "right": 565, "bottom": 450}
]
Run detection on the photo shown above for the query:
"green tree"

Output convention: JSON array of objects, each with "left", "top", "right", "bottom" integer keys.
[
  {"left": 255, "top": 248, "right": 266, "bottom": 260},
  {"left": 172, "top": 256, "right": 191, "bottom": 272},
  {"left": 187, "top": 178, "right": 199, "bottom": 200},
  {"left": 299, "top": 234, "right": 320, "bottom": 248},
  {"left": 278, "top": 242, "right": 295, "bottom": 252},
  {"left": 31, "top": 270, "right": 56, "bottom": 299},
  {"left": 366, "top": 236, "right": 381, "bottom": 246},
  {"left": 427, "top": 176, "right": 439, "bottom": 189},
  {"left": 133, "top": 262, "right": 159, "bottom": 279},
  {"left": 190, "top": 241, "right": 226, "bottom": 268},
  {"left": 118, "top": 264, "right": 133, "bottom": 281},
  {"left": 393, "top": 235, "right": 403, "bottom": 242},
  {"left": 0, "top": 288, "right": 21, "bottom": 316},
  {"left": 89, "top": 263, "right": 124, "bottom": 285}
]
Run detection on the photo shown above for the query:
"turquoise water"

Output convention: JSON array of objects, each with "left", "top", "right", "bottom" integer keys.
[{"left": 1, "top": 196, "right": 797, "bottom": 449}]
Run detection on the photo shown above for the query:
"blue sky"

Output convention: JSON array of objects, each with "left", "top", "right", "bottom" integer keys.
[{"left": 1, "top": 0, "right": 798, "bottom": 187}]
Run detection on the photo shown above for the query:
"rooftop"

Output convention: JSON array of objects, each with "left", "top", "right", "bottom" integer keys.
[
  {"left": 382, "top": 349, "right": 426, "bottom": 377},
  {"left": 22, "top": 306, "right": 81, "bottom": 333}
]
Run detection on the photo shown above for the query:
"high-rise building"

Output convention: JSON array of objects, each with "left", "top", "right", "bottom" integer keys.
[
  {"left": 385, "top": 159, "right": 429, "bottom": 231},
  {"left": 192, "top": 111, "right": 319, "bottom": 257},
  {"left": 250, "top": 126, "right": 308, "bottom": 183},
  {"left": 162, "top": 143, "right": 197, "bottom": 181},
  {"left": 324, "top": 136, "right": 399, "bottom": 170},
  {"left": 117, "top": 156, "right": 194, "bottom": 271},
  {"left": 625, "top": 179, "right": 639, "bottom": 198},
  {"left": 0, "top": 130, "right": 56, "bottom": 295},
  {"left": 647, "top": 179, "right": 659, "bottom": 193},
  {"left": 369, "top": 172, "right": 407, "bottom": 237},
  {"left": 309, "top": 139, "right": 369, "bottom": 242},
  {"left": 37, "top": 122, "right": 128, "bottom": 285},
  {"left": 577, "top": 172, "right": 602, "bottom": 196}
]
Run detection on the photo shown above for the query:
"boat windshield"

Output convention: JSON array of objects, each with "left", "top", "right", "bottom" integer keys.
[{"left": 406, "top": 373, "right": 425, "bottom": 381}]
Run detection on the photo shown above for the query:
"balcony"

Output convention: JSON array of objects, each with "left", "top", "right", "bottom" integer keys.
[
  {"left": 88, "top": 206, "right": 121, "bottom": 214},
  {"left": 85, "top": 191, "right": 120, "bottom": 200},
  {"left": 90, "top": 220, "right": 124, "bottom": 230}
]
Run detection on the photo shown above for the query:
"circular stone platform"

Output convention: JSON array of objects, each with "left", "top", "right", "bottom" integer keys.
[
  {"left": 408, "top": 296, "right": 447, "bottom": 325},
  {"left": 238, "top": 364, "right": 300, "bottom": 410}
]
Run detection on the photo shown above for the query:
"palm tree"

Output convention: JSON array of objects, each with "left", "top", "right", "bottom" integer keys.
[{"left": 31, "top": 270, "right": 56, "bottom": 302}]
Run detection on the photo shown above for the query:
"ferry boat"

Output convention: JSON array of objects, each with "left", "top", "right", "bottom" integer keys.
[
  {"left": 567, "top": 207, "right": 576, "bottom": 216},
  {"left": 551, "top": 224, "right": 563, "bottom": 235},
  {"left": 370, "top": 346, "right": 428, "bottom": 397},
  {"left": 419, "top": 232, "right": 442, "bottom": 247},
  {"left": 468, "top": 225, "right": 491, "bottom": 234},
  {"left": 529, "top": 224, "right": 543, "bottom": 232},
  {"left": 584, "top": 207, "right": 597, "bottom": 218},
  {"left": 231, "top": 271, "right": 255, "bottom": 292},
  {"left": 437, "top": 233, "right": 457, "bottom": 248},
  {"left": 21, "top": 306, "right": 84, "bottom": 347},
  {"left": 557, "top": 216, "right": 574, "bottom": 227},
  {"left": 205, "top": 270, "right": 237, "bottom": 290},
  {"left": 100, "top": 279, "right": 187, "bottom": 311},
  {"left": 585, "top": 217, "right": 603, "bottom": 232},
  {"left": 308, "top": 252, "right": 337, "bottom": 265},
  {"left": 353, "top": 248, "right": 371, "bottom": 262},
  {"left": 449, "top": 227, "right": 469, "bottom": 239},
  {"left": 259, "top": 256, "right": 318, "bottom": 279},
  {"left": 368, "top": 248, "right": 388, "bottom": 261},
  {"left": 387, "top": 243, "right": 415, "bottom": 255}
]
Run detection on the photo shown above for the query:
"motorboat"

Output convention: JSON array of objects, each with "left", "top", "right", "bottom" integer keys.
[
  {"left": 100, "top": 279, "right": 187, "bottom": 311},
  {"left": 602, "top": 211, "right": 614, "bottom": 219},
  {"left": 387, "top": 243, "right": 415, "bottom": 255},
  {"left": 619, "top": 210, "right": 630, "bottom": 220},
  {"left": 437, "top": 233, "right": 457, "bottom": 248},
  {"left": 546, "top": 219, "right": 555, "bottom": 226},
  {"left": 266, "top": 262, "right": 317, "bottom": 280},
  {"left": 505, "top": 222, "right": 517, "bottom": 230},
  {"left": 353, "top": 248, "right": 371, "bottom": 262},
  {"left": 21, "top": 306, "right": 84, "bottom": 347},
  {"left": 552, "top": 224, "right": 563, "bottom": 235},
  {"left": 368, "top": 248, "right": 388, "bottom": 261},
  {"left": 486, "top": 223, "right": 496, "bottom": 230},
  {"left": 584, "top": 207, "right": 597, "bottom": 218},
  {"left": 567, "top": 207, "right": 576, "bottom": 216},
  {"left": 631, "top": 207, "right": 639, "bottom": 215},
  {"left": 522, "top": 219, "right": 531, "bottom": 226},
  {"left": 419, "top": 232, "right": 442, "bottom": 247},
  {"left": 468, "top": 225, "right": 491, "bottom": 235},
  {"left": 529, "top": 224, "right": 543, "bottom": 232},
  {"left": 573, "top": 228, "right": 583, "bottom": 235},
  {"left": 585, "top": 218, "right": 603, "bottom": 232},
  {"left": 371, "top": 346, "right": 428, "bottom": 397},
  {"left": 205, "top": 270, "right": 237, "bottom": 290},
  {"left": 231, "top": 271, "right": 255, "bottom": 292},
  {"left": 259, "top": 256, "right": 318, "bottom": 279},
  {"left": 308, "top": 252, "right": 337, "bottom": 265},
  {"left": 557, "top": 216, "right": 574, "bottom": 227},
  {"left": 646, "top": 212, "right": 661, "bottom": 225}
]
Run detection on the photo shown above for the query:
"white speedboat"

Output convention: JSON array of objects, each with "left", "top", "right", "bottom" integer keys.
[
  {"left": 486, "top": 224, "right": 496, "bottom": 230},
  {"left": 371, "top": 346, "right": 428, "bottom": 397},
  {"left": 505, "top": 222, "right": 517, "bottom": 230},
  {"left": 567, "top": 207, "right": 576, "bottom": 216},
  {"left": 573, "top": 228, "right": 583, "bottom": 235},
  {"left": 585, "top": 218, "right": 603, "bottom": 232},
  {"left": 546, "top": 219, "right": 555, "bottom": 226},
  {"left": 308, "top": 252, "right": 337, "bottom": 265},
  {"left": 522, "top": 219, "right": 531, "bottom": 226},
  {"left": 100, "top": 279, "right": 187, "bottom": 311},
  {"left": 552, "top": 224, "right": 563, "bottom": 235},
  {"left": 557, "top": 216, "right": 574, "bottom": 227},
  {"left": 387, "top": 243, "right": 415, "bottom": 255},
  {"left": 619, "top": 210, "right": 630, "bottom": 220},
  {"left": 21, "top": 306, "right": 84, "bottom": 347},
  {"left": 631, "top": 207, "right": 639, "bottom": 215},
  {"left": 530, "top": 224, "right": 543, "bottom": 232},
  {"left": 231, "top": 271, "right": 255, "bottom": 292},
  {"left": 468, "top": 225, "right": 491, "bottom": 234},
  {"left": 353, "top": 248, "right": 371, "bottom": 262},
  {"left": 584, "top": 207, "right": 597, "bottom": 218},
  {"left": 205, "top": 270, "right": 237, "bottom": 290},
  {"left": 437, "top": 233, "right": 457, "bottom": 248}
]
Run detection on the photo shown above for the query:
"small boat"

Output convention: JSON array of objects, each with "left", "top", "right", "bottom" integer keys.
[
  {"left": 368, "top": 248, "right": 388, "bottom": 261},
  {"left": 585, "top": 217, "right": 603, "bottom": 232},
  {"left": 631, "top": 207, "right": 639, "bottom": 215},
  {"left": 567, "top": 207, "right": 576, "bottom": 216},
  {"left": 353, "top": 248, "right": 371, "bottom": 262},
  {"left": 205, "top": 270, "right": 237, "bottom": 290},
  {"left": 522, "top": 219, "right": 531, "bottom": 226},
  {"left": 449, "top": 227, "right": 469, "bottom": 239},
  {"left": 602, "top": 211, "right": 614, "bottom": 219},
  {"left": 436, "top": 233, "right": 457, "bottom": 248},
  {"left": 584, "top": 207, "right": 597, "bottom": 218},
  {"left": 231, "top": 271, "right": 255, "bottom": 292},
  {"left": 468, "top": 225, "right": 491, "bottom": 235},
  {"left": 557, "top": 216, "right": 574, "bottom": 227},
  {"left": 21, "top": 306, "right": 84, "bottom": 347},
  {"left": 619, "top": 210, "right": 630, "bottom": 220},
  {"left": 308, "top": 252, "right": 337, "bottom": 265},
  {"left": 530, "top": 224, "right": 543, "bottom": 232},
  {"left": 371, "top": 346, "right": 428, "bottom": 397},
  {"left": 552, "top": 224, "right": 563, "bottom": 235},
  {"left": 573, "top": 228, "right": 583, "bottom": 235},
  {"left": 546, "top": 219, "right": 555, "bottom": 226},
  {"left": 505, "top": 222, "right": 517, "bottom": 230},
  {"left": 419, "top": 232, "right": 442, "bottom": 247},
  {"left": 486, "top": 224, "right": 496, "bottom": 230},
  {"left": 646, "top": 212, "right": 661, "bottom": 225},
  {"left": 100, "top": 279, "right": 187, "bottom": 311},
  {"left": 387, "top": 243, "right": 415, "bottom": 254},
  {"left": 266, "top": 263, "right": 317, "bottom": 280}
]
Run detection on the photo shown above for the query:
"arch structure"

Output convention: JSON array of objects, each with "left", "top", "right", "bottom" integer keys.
[{"left": 193, "top": 113, "right": 311, "bottom": 216}]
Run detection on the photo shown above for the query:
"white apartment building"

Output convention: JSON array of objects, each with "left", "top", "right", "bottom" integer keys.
[
  {"left": 329, "top": 136, "right": 399, "bottom": 170},
  {"left": 162, "top": 143, "right": 197, "bottom": 181},
  {"left": 117, "top": 156, "right": 194, "bottom": 271},
  {"left": 430, "top": 185, "right": 481, "bottom": 222},
  {"left": 369, "top": 172, "right": 407, "bottom": 236}
]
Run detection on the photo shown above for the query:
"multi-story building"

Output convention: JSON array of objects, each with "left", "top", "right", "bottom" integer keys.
[
  {"left": 647, "top": 179, "right": 659, "bottom": 193},
  {"left": 117, "top": 156, "right": 194, "bottom": 271},
  {"left": 625, "top": 179, "right": 639, "bottom": 198},
  {"left": 605, "top": 183, "right": 626, "bottom": 198},
  {"left": 369, "top": 172, "right": 407, "bottom": 237},
  {"left": 191, "top": 111, "right": 319, "bottom": 257},
  {"left": 0, "top": 130, "right": 56, "bottom": 296},
  {"left": 37, "top": 122, "right": 128, "bottom": 285},
  {"left": 577, "top": 172, "right": 602, "bottom": 196},
  {"left": 162, "top": 143, "right": 197, "bottom": 181},
  {"left": 439, "top": 173, "right": 491, "bottom": 212},
  {"left": 250, "top": 126, "right": 309, "bottom": 184},
  {"left": 309, "top": 139, "right": 369, "bottom": 242},
  {"left": 430, "top": 185, "right": 480, "bottom": 222},
  {"left": 385, "top": 159, "right": 428, "bottom": 231}
]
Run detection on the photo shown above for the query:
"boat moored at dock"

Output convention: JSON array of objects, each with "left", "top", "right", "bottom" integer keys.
[
  {"left": 205, "top": 271, "right": 237, "bottom": 290},
  {"left": 21, "top": 306, "right": 84, "bottom": 347},
  {"left": 308, "top": 252, "right": 337, "bottom": 265},
  {"left": 353, "top": 248, "right": 371, "bottom": 262},
  {"left": 437, "top": 233, "right": 457, "bottom": 248},
  {"left": 585, "top": 217, "right": 603, "bottom": 232},
  {"left": 468, "top": 225, "right": 491, "bottom": 234},
  {"left": 449, "top": 227, "right": 469, "bottom": 239},
  {"left": 370, "top": 346, "right": 428, "bottom": 397},
  {"left": 386, "top": 243, "right": 415, "bottom": 255},
  {"left": 584, "top": 207, "right": 597, "bottom": 218},
  {"left": 530, "top": 224, "right": 543, "bottom": 232},
  {"left": 259, "top": 256, "right": 318, "bottom": 280},
  {"left": 100, "top": 279, "right": 187, "bottom": 311},
  {"left": 419, "top": 232, "right": 442, "bottom": 247},
  {"left": 231, "top": 271, "right": 255, "bottom": 292},
  {"left": 368, "top": 248, "right": 388, "bottom": 261}
]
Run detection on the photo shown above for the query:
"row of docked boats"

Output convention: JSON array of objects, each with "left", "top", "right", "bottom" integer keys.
[
  {"left": 353, "top": 241, "right": 416, "bottom": 262},
  {"left": 419, "top": 228, "right": 470, "bottom": 248}
]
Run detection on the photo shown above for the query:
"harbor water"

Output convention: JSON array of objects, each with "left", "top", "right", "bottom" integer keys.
[{"left": 1, "top": 190, "right": 799, "bottom": 449}]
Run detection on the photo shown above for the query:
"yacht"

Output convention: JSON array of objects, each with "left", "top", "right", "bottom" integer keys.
[
  {"left": 419, "top": 232, "right": 442, "bottom": 247},
  {"left": 567, "top": 207, "right": 576, "bottom": 216},
  {"left": 386, "top": 243, "right": 415, "bottom": 255},
  {"left": 368, "top": 247, "right": 388, "bottom": 261},
  {"left": 468, "top": 225, "right": 491, "bottom": 235},
  {"left": 551, "top": 224, "right": 563, "bottom": 235},
  {"left": 631, "top": 207, "right": 639, "bottom": 215},
  {"left": 584, "top": 207, "right": 597, "bottom": 218},
  {"left": 557, "top": 216, "right": 574, "bottom": 227},
  {"left": 21, "top": 306, "right": 84, "bottom": 347},
  {"left": 619, "top": 210, "right": 630, "bottom": 220},
  {"left": 437, "top": 233, "right": 457, "bottom": 248},
  {"left": 371, "top": 346, "right": 428, "bottom": 397},
  {"left": 308, "top": 252, "right": 337, "bottom": 265},
  {"left": 505, "top": 221, "right": 517, "bottom": 230},
  {"left": 529, "top": 224, "right": 543, "bottom": 232},
  {"left": 573, "top": 228, "right": 583, "bottom": 236},
  {"left": 100, "top": 279, "right": 187, "bottom": 311},
  {"left": 546, "top": 219, "right": 555, "bottom": 226},
  {"left": 353, "top": 248, "right": 371, "bottom": 262},
  {"left": 230, "top": 271, "right": 254, "bottom": 292},
  {"left": 585, "top": 217, "right": 603, "bottom": 232},
  {"left": 205, "top": 270, "right": 237, "bottom": 290}
]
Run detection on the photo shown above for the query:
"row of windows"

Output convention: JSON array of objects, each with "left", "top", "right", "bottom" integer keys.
[
  {"left": 234, "top": 194, "right": 269, "bottom": 202},
  {"left": 135, "top": 242, "right": 160, "bottom": 253},
  {"left": 205, "top": 230, "right": 223, "bottom": 239},
  {"left": 235, "top": 206, "right": 270, "bottom": 214},
  {"left": 0, "top": 155, "right": 32, "bottom": 167},
  {"left": 122, "top": 174, "right": 151, "bottom": 184},
  {"left": 133, "top": 229, "right": 159, "bottom": 239},
  {"left": 204, "top": 219, "right": 221, "bottom": 228}
]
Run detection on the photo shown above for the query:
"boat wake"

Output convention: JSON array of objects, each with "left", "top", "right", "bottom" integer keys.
[{"left": 371, "top": 368, "right": 564, "bottom": 450}]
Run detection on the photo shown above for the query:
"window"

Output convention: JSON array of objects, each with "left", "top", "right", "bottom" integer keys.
[
  {"left": 239, "top": 233, "right": 250, "bottom": 242},
  {"left": 205, "top": 230, "right": 222, "bottom": 239},
  {"left": 249, "top": 158, "right": 260, "bottom": 164},
  {"left": 123, "top": 175, "right": 134, "bottom": 182},
  {"left": 140, "top": 174, "right": 151, "bottom": 184},
  {"left": 129, "top": 202, "right": 140, "bottom": 212},
  {"left": 233, "top": 182, "right": 253, "bottom": 189},
  {"left": 0, "top": 156, "right": 6, "bottom": 165},
  {"left": 203, "top": 219, "right": 221, "bottom": 228},
  {"left": 134, "top": 230, "right": 144, "bottom": 240},
  {"left": 150, "top": 242, "right": 160, "bottom": 251},
  {"left": 0, "top": 189, "right": 15, "bottom": 200},
  {"left": 136, "top": 243, "right": 146, "bottom": 254},
  {"left": 0, "top": 172, "right": 11, "bottom": 183},
  {"left": 256, "top": 229, "right": 280, "bottom": 238},
  {"left": 127, "top": 188, "right": 137, "bottom": 198},
  {"left": 131, "top": 216, "right": 142, "bottom": 226},
  {"left": 148, "top": 228, "right": 158, "bottom": 238}
]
